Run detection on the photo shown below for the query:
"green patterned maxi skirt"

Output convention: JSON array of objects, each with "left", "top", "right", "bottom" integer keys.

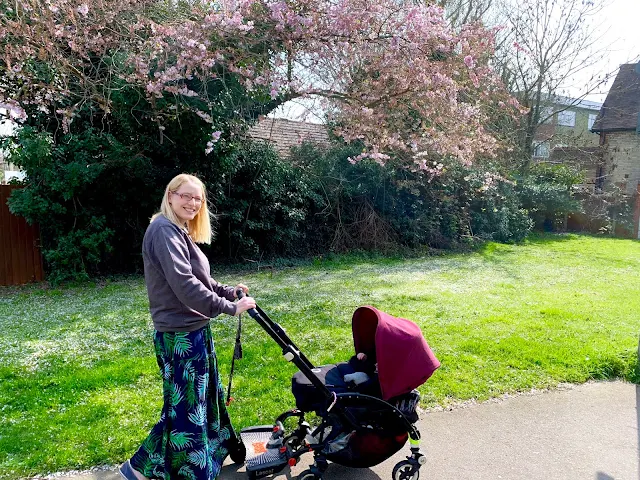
[{"left": 130, "top": 325, "right": 236, "bottom": 480}]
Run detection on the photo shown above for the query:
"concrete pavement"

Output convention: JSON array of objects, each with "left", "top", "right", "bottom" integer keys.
[{"left": 38, "top": 381, "right": 639, "bottom": 480}]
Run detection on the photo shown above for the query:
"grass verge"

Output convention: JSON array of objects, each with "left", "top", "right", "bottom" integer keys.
[{"left": 0, "top": 234, "right": 638, "bottom": 478}]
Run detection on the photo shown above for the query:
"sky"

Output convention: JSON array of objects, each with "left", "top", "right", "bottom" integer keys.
[{"left": 581, "top": 0, "right": 640, "bottom": 102}]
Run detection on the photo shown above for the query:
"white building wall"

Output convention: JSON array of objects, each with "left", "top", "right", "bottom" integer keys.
[
  {"left": 0, "top": 109, "right": 18, "bottom": 179},
  {"left": 0, "top": 108, "right": 16, "bottom": 137}
]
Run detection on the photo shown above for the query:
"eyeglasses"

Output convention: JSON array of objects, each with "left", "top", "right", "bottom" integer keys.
[{"left": 171, "top": 191, "right": 204, "bottom": 204}]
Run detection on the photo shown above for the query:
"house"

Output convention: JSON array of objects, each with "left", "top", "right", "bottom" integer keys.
[
  {"left": 591, "top": 62, "right": 640, "bottom": 238},
  {"left": 591, "top": 63, "right": 640, "bottom": 196},
  {"left": 532, "top": 95, "right": 602, "bottom": 159},
  {"left": 247, "top": 117, "right": 329, "bottom": 157}
]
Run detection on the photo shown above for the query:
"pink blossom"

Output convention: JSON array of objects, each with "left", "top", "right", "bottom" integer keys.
[
  {"left": 0, "top": 0, "right": 519, "bottom": 162},
  {"left": 0, "top": 101, "right": 27, "bottom": 121},
  {"left": 77, "top": 4, "right": 89, "bottom": 16},
  {"left": 463, "top": 55, "right": 475, "bottom": 68},
  {"left": 513, "top": 42, "right": 530, "bottom": 55},
  {"left": 196, "top": 110, "right": 213, "bottom": 123},
  {"left": 205, "top": 130, "right": 223, "bottom": 155}
]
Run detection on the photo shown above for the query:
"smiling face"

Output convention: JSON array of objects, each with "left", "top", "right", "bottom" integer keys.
[{"left": 168, "top": 180, "right": 204, "bottom": 225}]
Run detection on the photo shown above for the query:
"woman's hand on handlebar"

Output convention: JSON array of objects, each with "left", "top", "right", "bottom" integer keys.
[
  {"left": 233, "top": 283, "right": 249, "bottom": 298},
  {"left": 235, "top": 295, "right": 256, "bottom": 315}
]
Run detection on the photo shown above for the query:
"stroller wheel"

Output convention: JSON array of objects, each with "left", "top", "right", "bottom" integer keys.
[
  {"left": 284, "top": 433, "right": 302, "bottom": 449},
  {"left": 392, "top": 460, "right": 420, "bottom": 480},
  {"left": 228, "top": 436, "right": 247, "bottom": 464},
  {"left": 298, "top": 469, "right": 320, "bottom": 480}
]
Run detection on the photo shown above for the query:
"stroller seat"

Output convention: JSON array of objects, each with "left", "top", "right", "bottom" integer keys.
[
  {"left": 292, "top": 360, "right": 381, "bottom": 412},
  {"left": 292, "top": 359, "right": 420, "bottom": 423},
  {"left": 290, "top": 304, "right": 441, "bottom": 428}
]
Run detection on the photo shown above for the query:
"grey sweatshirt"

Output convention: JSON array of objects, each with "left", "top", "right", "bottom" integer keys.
[{"left": 142, "top": 215, "right": 237, "bottom": 332}]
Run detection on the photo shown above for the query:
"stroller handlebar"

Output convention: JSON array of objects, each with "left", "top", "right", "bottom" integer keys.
[
  {"left": 235, "top": 288, "right": 259, "bottom": 319},
  {"left": 234, "top": 288, "right": 316, "bottom": 370}
]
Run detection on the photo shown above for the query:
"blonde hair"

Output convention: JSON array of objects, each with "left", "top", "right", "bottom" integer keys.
[{"left": 151, "top": 173, "right": 212, "bottom": 244}]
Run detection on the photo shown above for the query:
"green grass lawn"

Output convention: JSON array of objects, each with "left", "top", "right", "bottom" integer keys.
[{"left": 0, "top": 234, "right": 638, "bottom": 478}]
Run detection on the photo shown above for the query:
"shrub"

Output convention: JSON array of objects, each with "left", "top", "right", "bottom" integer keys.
[
  {"left": 3, "top": 126, "right": 162, "bottom": 282},
  {"left": 206, "top": 141, "right": 321, "bottom": 261},
  {"left": 515, "top": 162, "right": 583, "bottom": 231},
  {"left": 290, "top": 142, "right": 533, "bottom": 250}
]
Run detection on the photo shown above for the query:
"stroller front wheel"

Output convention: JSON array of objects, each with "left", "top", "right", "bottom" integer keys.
[{"left": 392, "top": 460, "right": 420, "bottom": 480}]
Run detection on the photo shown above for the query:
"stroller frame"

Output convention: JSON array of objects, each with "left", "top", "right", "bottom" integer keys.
[{"left": 231, "top": 299, "right": 428, "bottom": 480}]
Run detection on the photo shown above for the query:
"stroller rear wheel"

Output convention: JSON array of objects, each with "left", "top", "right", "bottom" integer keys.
[
  {"left": 298, "top": 469, "right": 321, "bottom": 480},
  {"left": 284, "top": 432, "right": 303, "bottom": 449},
  {"left": 392, "top": 460, "right": 420, "bottom": 480}
]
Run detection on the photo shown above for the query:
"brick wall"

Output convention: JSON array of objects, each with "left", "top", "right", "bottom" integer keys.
[
  {"left": 602, "top": 131, "right": 640, "bottom": 194},
  {"left": 247, "top": 118, "right": 329, "bottom": 157}
]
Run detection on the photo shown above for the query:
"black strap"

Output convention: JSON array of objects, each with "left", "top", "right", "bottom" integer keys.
[{"left": 226, "top": 313, "right": 243, "bottom": 405}]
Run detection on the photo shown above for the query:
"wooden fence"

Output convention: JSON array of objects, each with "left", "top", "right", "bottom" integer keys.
[{"left": 0, "top": 185, "right": 44, "bottom": 286}]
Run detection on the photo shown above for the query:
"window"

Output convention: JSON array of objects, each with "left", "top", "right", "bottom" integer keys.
[
  {"left": 533, "top": 142, "right": 550, "bottom": 158},
  {"left": 557, "top": 110, "right": 576, "bottom": 127},
  {"left": 588, "top": 113, "right": 597, "bottom": 130}
]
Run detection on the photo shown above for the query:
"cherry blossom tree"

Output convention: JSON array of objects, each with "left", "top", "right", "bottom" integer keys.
[{"left": 0, "top": 0, "right": 520, "bottom": 172}]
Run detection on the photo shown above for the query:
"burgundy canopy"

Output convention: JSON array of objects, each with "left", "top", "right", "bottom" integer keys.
[{"left": 352, "top": 306, "right": 440, "bottom": 400}]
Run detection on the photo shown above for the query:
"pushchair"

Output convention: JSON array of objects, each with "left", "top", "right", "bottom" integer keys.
[{"left": 228, "top": 294, "right": 440, "bottom": 480}]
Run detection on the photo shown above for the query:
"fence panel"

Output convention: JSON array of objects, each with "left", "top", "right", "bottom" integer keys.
[{"left": 0, "top": 185, "right": 44, "bottom": 286}]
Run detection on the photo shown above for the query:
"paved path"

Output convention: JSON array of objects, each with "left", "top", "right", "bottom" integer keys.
[{"left": 41, "top": 381, "right": 638, "bottom": 480}]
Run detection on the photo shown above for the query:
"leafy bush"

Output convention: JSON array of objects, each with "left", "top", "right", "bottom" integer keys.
[
  {"left": 3, "top": 126, "right": 162, "bottom": 282},
  {"left": 468, "top": 174, "right": 533, "bottom": 243},
  {"left": 5, "top": 123, "right": 535, "bottom": 282},
  {"left": 4, "top": 115, "right": 323, "bottom": 280},
  {"left": 290, "top": 141, "right": 399, "bottom": 252},
  {"left": 515, "top": 162, "right": 583, "bottom": 231},
  {"left": 206, "top": 141, "right": 322, "bottom": 261},
  {"left": 290, "top": 142, "right": 533, "bottom": 250}
]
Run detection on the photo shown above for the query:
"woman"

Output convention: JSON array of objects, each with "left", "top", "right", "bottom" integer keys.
[{"left": 120, "top": 173, "right": 256, "bottom": 480}]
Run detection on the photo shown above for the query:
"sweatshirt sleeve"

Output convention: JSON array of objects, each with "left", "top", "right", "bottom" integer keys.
[
  {"left": 153, "top": 225, "right": 237, "bottom": 317},
  {"left": 211, "top": 279, "right": 236, "bottom": 302}
]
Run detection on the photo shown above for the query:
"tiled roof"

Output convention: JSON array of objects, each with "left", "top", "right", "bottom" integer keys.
[
  {"left": 548, "top": 95, "right": 602, "bottom": 111},
  {"left": 247, "top": 117, "right": 330, "bottom": 157},
  {"left": 591, "top": 63, "right": 640, "bottom": 133}
]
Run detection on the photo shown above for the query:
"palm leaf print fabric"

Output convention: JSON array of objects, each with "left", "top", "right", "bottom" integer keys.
[{"left": 131, "top": 326, "right": 235, "bottom": 479}]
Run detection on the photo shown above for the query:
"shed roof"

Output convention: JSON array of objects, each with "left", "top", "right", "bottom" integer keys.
[{"left": 591, "top": 63, "right": 640, "bottom": 133}]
